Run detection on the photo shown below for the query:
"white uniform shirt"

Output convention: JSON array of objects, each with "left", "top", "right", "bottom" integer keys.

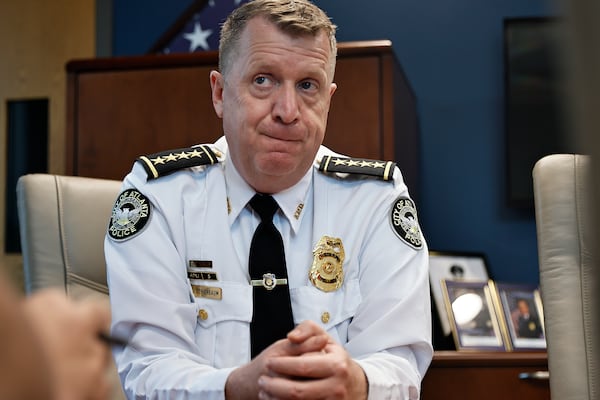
[{"left": 105, "top": 136, "right": 433, "bottom": 399}]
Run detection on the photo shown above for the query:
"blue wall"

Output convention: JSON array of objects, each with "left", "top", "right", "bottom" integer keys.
[{"left": 114, "top": 0, "right": 559, "bottom": 284}]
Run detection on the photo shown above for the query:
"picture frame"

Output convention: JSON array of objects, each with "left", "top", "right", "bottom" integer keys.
[
  {"left": 441, "top": 280, "right": 507, "bottom": 351},
  {"left": 490, "top": 282, "right": 546, "bottom": 351},
  {"left": 429, "top": 251, "right": 490, "bottom": 336}
]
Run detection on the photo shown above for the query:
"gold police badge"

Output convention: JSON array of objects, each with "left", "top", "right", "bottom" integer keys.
[
  {"left": 529, "top": 321, "right": 537, "bottom": 332},
  {"left": 309, "top": 236, "right": 345, "bottom": 292}
]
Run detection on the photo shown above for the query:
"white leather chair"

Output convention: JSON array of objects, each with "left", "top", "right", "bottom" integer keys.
[
  {"left": 16, "top": 173, "right": 125, "bottom": 400},
  {"left": 532, "top": 154, "right": 599, "bottom": 400}
]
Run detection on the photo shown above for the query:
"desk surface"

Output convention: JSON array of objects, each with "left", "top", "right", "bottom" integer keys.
[{"left": 431, "top": 350, "right": 548, "bottom": 366}]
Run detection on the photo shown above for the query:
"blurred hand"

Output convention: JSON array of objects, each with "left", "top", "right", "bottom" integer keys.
[
  {"left": 225, "top": 320, "right": 367, "bottom": 400},
  {"left": 23, "top": 290, "right": 112, "bottom": 400}
]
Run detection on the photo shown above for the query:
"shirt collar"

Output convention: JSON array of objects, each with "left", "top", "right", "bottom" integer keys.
[
  {"left": 271, "top": 167, "right": 312, "bottom": 234},
  {"left": 224, "top": 151, "right": 312, "bottom": 234}
]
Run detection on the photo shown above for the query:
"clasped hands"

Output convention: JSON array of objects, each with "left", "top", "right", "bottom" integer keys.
[{"left": 225, "top": 320, "right": 368, "bottom": 400}]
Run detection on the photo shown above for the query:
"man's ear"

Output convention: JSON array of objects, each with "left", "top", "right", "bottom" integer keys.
[
  {"left": 210, "top": 70, "right": 224, "bottom": 118},
  {"left": 329, "top": 82, "right": 337, "bottom": 98}
]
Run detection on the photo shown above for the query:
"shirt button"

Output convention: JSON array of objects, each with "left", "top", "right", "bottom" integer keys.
[
  {"left": 321, "top": 311, "right": 330, "bottom": 324},
  {"left": 198, "top": 309, "right": 209, "bottom": 320}
]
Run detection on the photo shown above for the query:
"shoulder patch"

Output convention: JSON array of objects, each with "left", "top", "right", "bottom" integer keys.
[
  {"left": 390, "top": 197, "right": 423, "bottom": 250},
  {"left": 138, "top": 145, "right": 220, "bottom": 180},
  {"left": 108, "top": 189, "right": 151, "bottom": 241},
  {"left": 319, "top": 155, "right": 396, "bottom": 181}
]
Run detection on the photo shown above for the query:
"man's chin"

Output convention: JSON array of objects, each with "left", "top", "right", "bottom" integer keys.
[
  {"left": 251, "top": 160, "right": 308, "bottom": 191},
  {"left": 257, "top": 154, "right": 300, "bottom": 175},
  {"left": 259, "top": 165, "right": 297, "bottom": 179}
]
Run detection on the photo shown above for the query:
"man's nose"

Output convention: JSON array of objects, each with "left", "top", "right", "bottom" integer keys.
[{"left": 272, "top": 84, "right": 300, "bottom": 124}]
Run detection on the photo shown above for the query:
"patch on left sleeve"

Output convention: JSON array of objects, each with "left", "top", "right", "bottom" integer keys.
[
  {"left": 108, "top": 189, "right": 151, "bottom": 241},
  {"left": 390, "top": 197, "right": 423, "bottom": 250}
]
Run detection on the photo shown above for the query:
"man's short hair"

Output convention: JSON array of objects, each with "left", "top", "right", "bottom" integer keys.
[{"left": 219, "top": 0, "right": 337, "bottom": 76}]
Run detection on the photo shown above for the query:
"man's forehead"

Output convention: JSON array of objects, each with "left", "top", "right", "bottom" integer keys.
[
  {"left": 240, "top": 18, "right": 334, "bottom": 72},
  {"left": 242, "top": 16, "right": 333, "bottom": 54}
]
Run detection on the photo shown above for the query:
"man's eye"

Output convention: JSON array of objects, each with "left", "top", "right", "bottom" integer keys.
[
  {"left": 299, "top": 81, "right": 315, "bottom": 90},
  {"left": 255, "top": 76, "right": 268, "bottom": 85}
]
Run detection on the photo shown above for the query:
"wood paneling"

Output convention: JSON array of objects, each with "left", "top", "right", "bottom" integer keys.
[
  {"left": 0, "top": 0, "right": 95, "bottom": 289},
  {"left": 66, "top": 41, "right": 419, "bottom": 194}
]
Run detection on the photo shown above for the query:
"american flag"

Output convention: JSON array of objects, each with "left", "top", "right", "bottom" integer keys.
[{"left": 161, "top": 0, "right": 250, "bottom": 54}]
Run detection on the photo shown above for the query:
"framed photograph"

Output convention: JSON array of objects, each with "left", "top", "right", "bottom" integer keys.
[
  {"left": 490, "top": 282, "right": 546, "bottom": 351},
  {"left": 442, "top": 280, "right": 507, "bottom": 351},
  {"left": 429, "top": 251, "right": 490, "bottom": 336}
]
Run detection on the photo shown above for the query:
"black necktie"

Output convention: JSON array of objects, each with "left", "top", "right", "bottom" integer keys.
[{"left": 248, "top": 194, "right": 294, "bottom": 357}]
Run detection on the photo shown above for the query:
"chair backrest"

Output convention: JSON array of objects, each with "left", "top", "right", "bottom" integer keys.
[
  {"left": 532, "top": 154, "right": 598, "bottom": 400},
  {"left": 16, "top": 173, "right": 121, "bottom": 298},
  {"left": 16, "top": 173, "right": 126, "bottom": 400}
]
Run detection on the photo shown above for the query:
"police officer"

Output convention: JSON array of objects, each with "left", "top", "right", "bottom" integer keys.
[
  {"left": 514, "top": 298, "right": 543, "bottom": 338},
  {"left": 105, "top": 1, "right": 432, "bottom": 398}
]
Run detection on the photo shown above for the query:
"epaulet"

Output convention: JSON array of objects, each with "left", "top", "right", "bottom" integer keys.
[
  {"left": 318, "top": 155, "right": 396, "bottom": 181},
  {"left": 137, "top": 145, "right": 220, "bottom": 180}
]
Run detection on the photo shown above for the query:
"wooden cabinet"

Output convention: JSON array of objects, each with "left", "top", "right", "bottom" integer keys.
[
  {"left": 66, "top": 40, "right": 419, "bottom": 196},
  {"left": 421, "top": 351, "right": 550, "bottom": 399}
]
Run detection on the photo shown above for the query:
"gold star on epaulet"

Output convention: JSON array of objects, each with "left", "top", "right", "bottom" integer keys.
[
  {"left": 318, "top": 155, "right": 396, "bottom": 181},
  {"left": 138, "top": 145, "right": 221, "bottom": 180}
]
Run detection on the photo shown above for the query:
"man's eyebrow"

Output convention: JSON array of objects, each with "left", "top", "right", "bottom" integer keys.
[{"left": 243, "top": 62, "right": 276, "bottom": 77}]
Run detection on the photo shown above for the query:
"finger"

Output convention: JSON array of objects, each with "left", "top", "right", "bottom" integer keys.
[
  {"left": 89, "top": 375, "right": 111, "bottom": 400},
  {"left": 284, "top": 333, "right": 328, "bottom": 356},
  {"left": 287, "top": 320, "right": 326, "bottom": 343},
  {"left": 258, "top": 389, "right": 276, "bottom": 400},
  {"left": 267, "top": 352, "right": 333, "bottom": 380},
  {"left": 78, "top": 299, "right": 112, "bottom": 332},
  {"left": 266, "top": 335, "right": 327, "bottom": 359},
  {"left": 259, "top": 374, "right": 332, "bottom": 400}
]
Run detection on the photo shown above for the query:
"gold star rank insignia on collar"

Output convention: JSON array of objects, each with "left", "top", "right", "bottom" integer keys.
[
  {"left": 318, "top": 155, "right": 396, "bottom": 181},
  {"left": 138, "top": 145, "right": 220, "bottom": 180}
]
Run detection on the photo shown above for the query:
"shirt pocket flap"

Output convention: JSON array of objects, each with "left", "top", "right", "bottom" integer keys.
[
  {"left": 194, "top": 282, "right": 253, "bottom": 328},
  {"left": 291, "top": 278, "right": 361, "bottom": 329}
]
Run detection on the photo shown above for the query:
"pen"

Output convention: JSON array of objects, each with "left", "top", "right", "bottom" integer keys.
[{"left": 98, "top": 332, "right": 129, "bottom": 348}]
